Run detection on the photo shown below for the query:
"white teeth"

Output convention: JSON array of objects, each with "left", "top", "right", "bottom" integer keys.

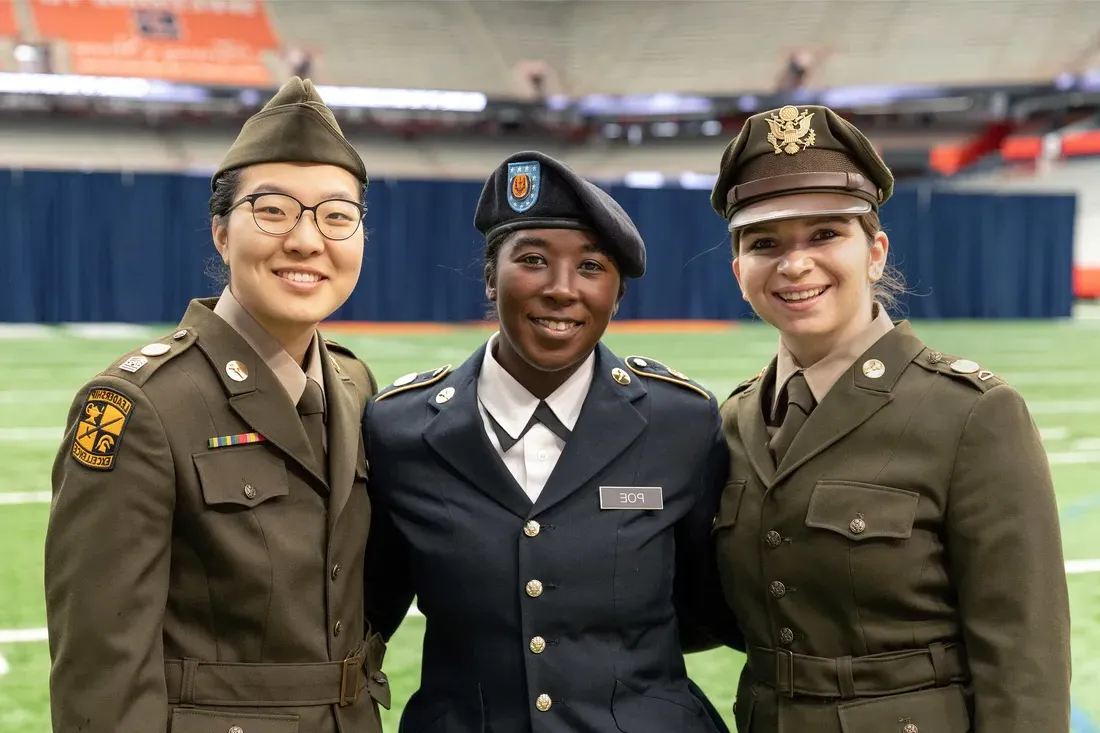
[
  {"left": 535, "top": 318, "right": 578, "bottom": 332},
  {"left": 278, "top": 271, "right": 320, "bottom": 284},
  {"left": 779, "top": 286, "right": 825, "bottom": 302}
]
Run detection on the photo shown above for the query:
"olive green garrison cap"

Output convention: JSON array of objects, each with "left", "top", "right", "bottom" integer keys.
[{"left": 212, "top": 76, "right": 366, "bottom": 190}]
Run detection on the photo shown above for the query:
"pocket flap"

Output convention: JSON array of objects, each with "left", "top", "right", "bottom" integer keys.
[
  {"left": 193, "top": 445, "right": 289, "bottom": 508},
  {"left": 712, "top": 479, "right": 747, "bottom": 533},
  {"left": 838, "top": 685, "right": 970, "bottom": 732},
  {"left": 170, "top": 707, "right": 298, "bottom": 733},
  {"left": 805, "top": 480, "right": 919, "bottom": 540}
]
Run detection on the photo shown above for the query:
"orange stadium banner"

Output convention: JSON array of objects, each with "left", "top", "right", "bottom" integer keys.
[
  {"left": 31, "top": 0, "right": 278, "bottom": 86},
  {"left": 0, "top": 1, "right": 18, "bottom": 37}
]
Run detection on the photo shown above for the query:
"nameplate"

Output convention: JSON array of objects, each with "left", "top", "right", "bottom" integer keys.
[{"left": 599, "top": 486, "right": 664, "bottom": 510}]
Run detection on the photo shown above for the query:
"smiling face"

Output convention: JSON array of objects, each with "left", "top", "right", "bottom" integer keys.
[
  {"left": 486, "top": 228, "right": 621, "bottom": 393},
  {"left": 212, "top": 162, "right": 364, "bottom": 344},
  {"left": 733, "top": 213, "right": 888, "bottom": 364}
]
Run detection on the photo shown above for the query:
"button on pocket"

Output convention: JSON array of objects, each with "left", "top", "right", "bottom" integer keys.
[
  {"left": 805, "top": 480, "right": 919, "bottom": 541},
  {"left": 193, "top": 446, "right": 289, "bottom": 508}
]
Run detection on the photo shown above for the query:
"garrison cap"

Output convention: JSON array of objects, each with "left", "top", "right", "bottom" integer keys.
[
  {"left": 212, "top": 76, "right": 367, "bottom": 190},
  {"left": 710, "top": 105, "right": 893, "bottom": 231},
  {"left": 474, "top": 150, "right": 646, "bottom": 278}
]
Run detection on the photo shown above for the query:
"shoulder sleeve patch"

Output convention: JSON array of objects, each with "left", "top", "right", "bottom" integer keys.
[
  {"left": 70, "top": 386, "right": 135, "bottom": 471},
  {"left": 913, "top": 349, "right": 1003, "bottom": 392},
  {"left": 106, "top": 328, "right": 197, "bottom": 387},
  {"left": 624, "top": 355, "right": 711, "bottom": 399},
  {"left": 374, "top": 364, "right": 452, "bottom": 403}
]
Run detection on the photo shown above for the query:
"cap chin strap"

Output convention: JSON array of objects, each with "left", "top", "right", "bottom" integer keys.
[{"left": 725, "top": 171, "right": 881, "bottom": 218}]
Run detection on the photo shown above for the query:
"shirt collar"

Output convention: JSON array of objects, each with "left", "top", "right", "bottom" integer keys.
[
  {"left": 212, "top": 285, "right": 324, "bottom": 406},
  {"left": 477, "top": 331, "right": 595, "bottom": 439},
  {"left": 773, "top": 302, "right": 895, "bottom": 415}
]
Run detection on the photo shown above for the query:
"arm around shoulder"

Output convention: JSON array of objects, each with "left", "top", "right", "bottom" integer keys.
[
  {"left": 46, "top": 376, "right": 175, "bottom": 733},
  {"left": 946, "top": 383, "right": 1070, "bottom": 731}
]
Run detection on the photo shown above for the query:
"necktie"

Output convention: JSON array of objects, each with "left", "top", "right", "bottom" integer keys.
[
  {"left": 297, "top": 377, "right": 327, "bottom": 477},
  {"left": 486, "top": 400, "right": 572, "bottom": 453},
  {"left": 769, "top": 371, "right": 815, "bottom": 465}
]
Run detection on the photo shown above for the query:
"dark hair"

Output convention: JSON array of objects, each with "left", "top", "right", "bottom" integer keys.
[
  {"left": 482, "top": 231, "right": 628, "bottom": 320},
  {"left": 205, "top": 168, "right": 369, "bottom": 289}
]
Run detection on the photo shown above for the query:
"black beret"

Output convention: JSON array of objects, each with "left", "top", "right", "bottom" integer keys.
[
  {"left": 473, "top": 150, "right": 646, "bottom": 278},
  {"left": 213, "top": 76, "right": 367, "bottom": 190}
]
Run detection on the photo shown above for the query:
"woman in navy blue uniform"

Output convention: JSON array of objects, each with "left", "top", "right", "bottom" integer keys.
[{"left": 363, "top": 151, "right": 736, "bottom": 733}]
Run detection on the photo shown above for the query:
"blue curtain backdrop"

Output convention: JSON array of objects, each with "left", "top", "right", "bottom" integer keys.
[{"left": 0, "top": 169, "right": 1076, "bottom": 323}]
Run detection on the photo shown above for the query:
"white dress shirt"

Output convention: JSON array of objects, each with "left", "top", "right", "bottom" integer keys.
[{"left": 476, "top": 332, "right": 595, "bottom": 503}]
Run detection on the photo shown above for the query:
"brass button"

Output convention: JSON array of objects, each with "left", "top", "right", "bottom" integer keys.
[
  {"left": 765, "top": 530, "right": 782, "bottom": 548},
  {"left": 535, "top": 693, "right": 552, "bottom": 712},
  {"left": 333, "top": 620, "right": 342, "bottom": 637},
  {"left": 243, "top": 484, "right": 256, "bottom": 500},
  {"left": 779, "top": 627, "right": 795, "bottom": 645},
  {"left": 529, "top": 636, "right": 546, "bottom": 654},
  {"left": 850, "top": 516, "right": 866, "bottom": 534},
  {"left": 903, "top": 725, "right": 918, "bottom": 733},
  {"left": 769, "top": 581, "right": 787, "bottom": 598},
  {"left": 229, "top": 727, "right": 244, "bottom": 733},
  {"left": 523, "top": 520, "right": 540, "bottom": 537},
  {"left": 525, "top": 580, "right": 544, "bottom": 598},
  {"left": 331, "top": 564, "right": 341, "bottom": 581}
]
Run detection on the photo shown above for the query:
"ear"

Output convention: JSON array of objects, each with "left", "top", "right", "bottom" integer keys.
[
  {"left": 212, "top": 217, "right": 229, "bottom": 264},
  {"left": 485, "top": 280, "right": 497, "bottom": 302},
  {"left": 868, "top": 230, "right": 889, "bottom": 281},
  {"left": 732, "top": 257, "right": 748, "bottom": 301}
]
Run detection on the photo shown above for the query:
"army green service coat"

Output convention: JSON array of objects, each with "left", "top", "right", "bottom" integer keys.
[
  {"left": 714, "top": 321, "right": 1070, "bottom": 733},
  {"left": 45, "top": 297, "right": 389, "bottom": 733}
]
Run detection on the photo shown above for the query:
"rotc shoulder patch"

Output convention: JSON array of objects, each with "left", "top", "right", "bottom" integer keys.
[
  {"left": 624, "top": 356, "right": 711, "bottom": 399},
  {"left": 374, "top": 365, "right": 452, "bottom": 403},
  {"left": 70, "top": 387, "right": 134, "bottom": 471}
]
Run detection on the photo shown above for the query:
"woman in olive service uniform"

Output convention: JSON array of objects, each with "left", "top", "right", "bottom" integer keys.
[
  {"left": 363, "top": 151, "right": 735, "bottom": 733},
  {"left": 44, "top": 78, "right": 390, "bottom": 733},
  {"left": 706, "top": 105, "right": 1071, "bottom": 733}
]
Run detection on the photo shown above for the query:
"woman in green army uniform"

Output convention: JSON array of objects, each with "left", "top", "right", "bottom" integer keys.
[
  {"left": 707, "top": 104, "right": 1071, "bottom": 732},
  {"left": 44, "top": 78, "right": 389, "bottom": 733}
]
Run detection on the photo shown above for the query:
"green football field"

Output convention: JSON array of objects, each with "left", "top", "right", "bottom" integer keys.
[{"left": 1, "top": 314, "right": 1098, "bottom": 732}]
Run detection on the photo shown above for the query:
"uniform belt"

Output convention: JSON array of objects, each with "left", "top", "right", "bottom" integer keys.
[
  {"left": 746, "top": 641, "right": 968, "bottom": 699},
  {"left": 164, "top": 636, "right": 390, "bottom": 709}
]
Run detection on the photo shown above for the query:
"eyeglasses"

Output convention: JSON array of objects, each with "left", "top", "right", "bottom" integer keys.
[{"left": 228, "top": 192, "right": 366, "bottom": 241}]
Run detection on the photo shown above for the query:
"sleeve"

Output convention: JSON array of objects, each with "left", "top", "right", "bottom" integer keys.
[
  {"left": 946, "top": 384, "right": 1071, "bottom": 732},
  {"left": 44, "top": 376, "right": 176, "bottom": 733},
  {"left": 361, "top": 400, "right": 416, "bottom": 641},
  {"left": 674, "top": 399, "right": 745, "bottom": 654}
]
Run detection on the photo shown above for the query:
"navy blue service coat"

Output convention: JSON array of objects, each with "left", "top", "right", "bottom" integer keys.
[{"left": 363, "top": 341, "right": 733, "bottom": 733}]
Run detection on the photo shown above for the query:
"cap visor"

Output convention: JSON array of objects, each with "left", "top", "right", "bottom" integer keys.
[{"left": 729, "top": 193, "right": 872, "bottom": 231}]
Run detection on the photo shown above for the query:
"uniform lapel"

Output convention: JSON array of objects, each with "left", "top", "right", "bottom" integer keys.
[
  {"left": 531, "top": 344, "right": 648, "bottom": 516},
  {"left": 736, "top": 360, "right": 778, "bottom": 487},
  {"left": 320, "top": 339, "right": 360, "bottom": 522},
  {"left": 422, "top": 346, "right": 534, "bottom": 518},
  {"left": 772, "top": 323, "right": 926, "bottom": 484},
  {"left": 181, "top": 300, "right": 325, "bottom": 487}
]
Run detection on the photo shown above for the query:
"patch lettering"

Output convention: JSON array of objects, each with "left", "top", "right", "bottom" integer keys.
[{"left": 71, "top": 388, "right": 133, "bottom": 471}]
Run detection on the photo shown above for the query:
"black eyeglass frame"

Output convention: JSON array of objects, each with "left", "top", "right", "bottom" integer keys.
[{"left": 227, "top": 192, "right": 367, "bottom": 241}]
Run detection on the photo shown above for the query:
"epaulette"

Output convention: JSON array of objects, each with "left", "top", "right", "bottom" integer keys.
[
  {"left": 624, "top": 355, "right": 711, "bottom": 399},
  {"left": 104, "top": 326, "right": 198, "bottom": 387},
  {"left": 323, "top": 338, "right": 358, "bottom": 360},
  {"left": 727, "top": 365, "right": 767, "bottom": 400},
  {"left": 324, "top": 338, "right": 378, "bottom": 396},
  {"left": 374, "top": 364, "right": 452, "bottom": 403},
  {"left": 913, "top": 349, "right": 1003, "bottom": 392}
]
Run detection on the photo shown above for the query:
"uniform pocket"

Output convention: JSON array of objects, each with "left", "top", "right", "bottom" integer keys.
[
  {"left": 712, "top": 480, "right": 748, "bottom": 534},
  {"left": 805, "top": 480, "right": 918, "bottom": 541},
  {"left": 170, "top": 707, "right": 298, "bottom": 733},
  {"left": 837, "top": 684, "right": 970, "bottom": 732},
  {"left": 193, "top": 445, "right": 289, "bottom": 508},
  {"left": 611, "top": 679, "right": 703, "bottom": 732}
]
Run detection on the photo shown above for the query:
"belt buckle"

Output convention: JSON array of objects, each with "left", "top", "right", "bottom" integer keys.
[
  {"left": 340, "top": 652, "right": 364, "bottom": 707},
  {"left": 775, "top": 648, "right": 795, "bottom": 699}
]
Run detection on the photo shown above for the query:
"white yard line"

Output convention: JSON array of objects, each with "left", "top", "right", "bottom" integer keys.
[
  {"left": 0, "top": 628, "right": 48, "bottom": 643},
  {"left": 0, "top": 492, "right": 51, "bottom": 505},
  {"left": 0, "top": 651, "right": 8, "bottom": 676}
]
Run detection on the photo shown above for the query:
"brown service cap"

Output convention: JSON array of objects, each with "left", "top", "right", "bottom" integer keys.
[
  {"left": 211, "top": 76, "right": 367, "bottom": 191},
  {"left": 709, "top": 105, "right": 893, "bottom": 231}
]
